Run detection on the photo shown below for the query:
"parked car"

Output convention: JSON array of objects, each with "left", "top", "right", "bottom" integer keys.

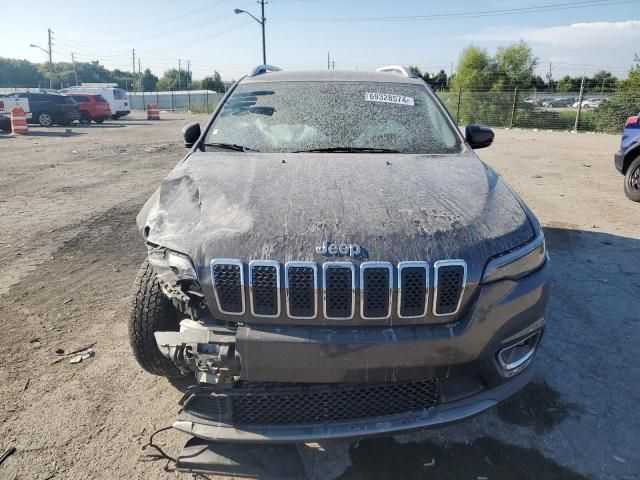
[
  {"left": 573, "top": 98, "right": 607, "bottom": 109},
  {"left": 614, "top": 113, "right": 640, "bottom": 202},
  {"left": 59, "top": 85, "right": 130, "bottom": 119},
  {"left": 542, "top": 97, "right": 576, "bottom": 108},
  {"left": 62, "top": 93, "right": 112, "bottom": 124},
  {"left": 129, "top": 65, "right": 550, "bottom": 449},
  {"left": 0, "top": 96, "right": 32, "bottom": 131},
  {"left": 1, "top": 92, "right": 79, "bottom": 126}
]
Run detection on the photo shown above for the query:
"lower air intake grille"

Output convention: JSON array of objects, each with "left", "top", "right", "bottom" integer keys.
[
  {"left": 229, "top": 380, "right": 440, "bottom": 425},
  {"left": 325, "top": 266, "right": 353, "bottom": 318},
  {"left": 251, "top": 265, "right": 278, "bottom": 316},
  {"left": 212, "top": 264, "right": 243, "bottom": 313},
  {"left": 435, "top": 263, "right": 465, "bottom": 315},
  {"left": 287, "top": 266, "right": 316, "bottom": 318},
  {"left": 362, "top": 267, "right": 390, "bottom": 318},
  {"left": 399, "top": 266, "right": 427, "bottom": 317}
]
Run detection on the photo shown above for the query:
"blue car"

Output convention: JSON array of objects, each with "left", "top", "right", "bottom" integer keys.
[{"left": 614, "top": 113, "right": 640, "bottom": 201}]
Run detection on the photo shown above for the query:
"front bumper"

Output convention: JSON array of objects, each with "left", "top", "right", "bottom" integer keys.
[
  {"left": 173, "top": 365, "right": 535, "bottom": 443},
  {"left": 158, "top": 261, "right": 549, "bottom": 442}
]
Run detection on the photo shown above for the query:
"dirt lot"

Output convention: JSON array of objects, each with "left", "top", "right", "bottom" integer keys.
[{"left": 0, "top": 113, "right": 638, "bottom": 480}]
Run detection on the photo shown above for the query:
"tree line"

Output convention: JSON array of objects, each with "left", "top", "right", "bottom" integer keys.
[{"left": 0, "top": 57, "right": 227, "bottom": 92}]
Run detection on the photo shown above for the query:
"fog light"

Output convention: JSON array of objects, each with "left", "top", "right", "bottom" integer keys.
[{"left": 497, "top": 331, "right": 541, "bottom": 376}]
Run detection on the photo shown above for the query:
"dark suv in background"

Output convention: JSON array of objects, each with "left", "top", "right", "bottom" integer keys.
[{"left": 5, "top": 92, "right": 80, "bottom": 127}]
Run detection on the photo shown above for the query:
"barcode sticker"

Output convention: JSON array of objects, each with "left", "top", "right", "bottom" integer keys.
[{"left": 365, "top": 92, "right": 414, "bottom": 106}]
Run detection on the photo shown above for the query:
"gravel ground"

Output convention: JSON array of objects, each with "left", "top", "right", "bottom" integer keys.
[{"left": 0, "top": 113, "right": 638, "bottom": 480}]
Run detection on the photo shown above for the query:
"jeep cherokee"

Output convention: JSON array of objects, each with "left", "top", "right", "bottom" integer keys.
[{"left": 129, "top": 65, "right": 550, "bottom": 443}]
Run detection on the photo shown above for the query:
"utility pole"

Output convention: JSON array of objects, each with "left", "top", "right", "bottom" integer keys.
[
  {"left": 327, "top": 52, "right": 330, "bottom": 70},
  {"left": 138, "top": 58, "right": 142, "bottom": 91},
  {"left": 332, "top": 60, "right": 335, "bottom": 70},
  {"left": 132, "top": 49, "right": 136, "bottom": 92},
  {"left": 178, "top": 59, "right": 181, "bottom": 89},
  {"left": 546, "top": 61, "right": 553, "bottom": 92},
  {"left": 187, "top": 60, "right": 190, "bottom": 89},
  {"left": 47, "top": 28, "right": 53, "bottom": 89},
  {"left": 574, "top": 65, "right": 586, "bottom": 132},
  {"left": 71, "top": 52, "right": 78, "bottom": 85},
  {"left": 448, "top": 62, "right": 453, "bottom": 88},
  {"left": 260, "top": 0, "right": 266, "bottom": 65}
]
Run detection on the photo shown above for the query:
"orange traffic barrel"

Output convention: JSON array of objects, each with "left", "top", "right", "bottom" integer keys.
[
  {"left": 11, "top": 106, "right": 28, "bottom": 135},
  {"left": 147, "top": 103, "right": 160, "bottom": 120}
]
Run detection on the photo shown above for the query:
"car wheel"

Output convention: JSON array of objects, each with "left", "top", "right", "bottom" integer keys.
[
  {"left": 37, "top": 112, "right": 53, "bottom": 127},
  {"left": 111, "top": 114, "right": 119, "bottom": 120},
  {"left": 79, "top": 111, "right": 92, "bottom": 125},
  {"left": 624, "top": 156, "right": 640, "bottom": 202},
  {"left": 129, "top": 260, "right": 185, "bottom": 378},
  {"left": 94, "top": 117, "right": 105, "bottom": 124}
]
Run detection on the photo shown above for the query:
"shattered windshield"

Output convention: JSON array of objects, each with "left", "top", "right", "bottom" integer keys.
[{"left": 205, "top": 81, "right": 461, "bottom": 153}]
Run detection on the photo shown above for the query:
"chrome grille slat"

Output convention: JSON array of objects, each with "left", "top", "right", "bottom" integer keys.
[
  {"left": 360, "top": 262, "right": 393, "bottom": 320},
  {"left": 398, "top": 261, "right": 429, "bottom": 319},
  {"left": 433, "top": 260, "right": 467, "bottom": 316},
  {"left": 210, "top": 259, "right": 245, "bottom": 315},
  {"left": 323, "top": 262, "right": 356, "bottom": 320},
  {"left": 249, "top": 260, "right": 280, "bottom": 317},
  {"left": 285, "top": 262, "right": 318, "bottom": 319}
]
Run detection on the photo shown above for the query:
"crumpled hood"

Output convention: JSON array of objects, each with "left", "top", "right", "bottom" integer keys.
[{"left": 137, "top": 151, "right": 534, "bottom": 279}]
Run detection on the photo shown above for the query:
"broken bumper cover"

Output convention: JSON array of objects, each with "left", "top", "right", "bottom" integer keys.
[
  {"left": 173, "top": 367, "right": 534, "bottom": 443},
  {"left": 157, "top": 262, "right": 548, "bottom": 442}
]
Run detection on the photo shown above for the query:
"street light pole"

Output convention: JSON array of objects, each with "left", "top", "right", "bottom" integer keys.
[
  {"left": 234, "top": 2, "right": 267, "bottom": 65},
  {"left": 260, "top": 0, "right": 266, "bottom": 65},
  {"left": 30, "top": 37, "right": 53, "bottom": 90}
]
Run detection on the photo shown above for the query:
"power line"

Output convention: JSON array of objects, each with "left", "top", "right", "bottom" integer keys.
[{"left": 272, "top": 0, "right": 640, "bottom": 22}]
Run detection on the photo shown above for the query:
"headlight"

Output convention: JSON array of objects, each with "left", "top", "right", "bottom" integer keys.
[
  {"left": 481, "top": 232, "right": 546, "bottom": 284},
  {"left": 147, "top": 246, "right": 198, "bottom": 281}
]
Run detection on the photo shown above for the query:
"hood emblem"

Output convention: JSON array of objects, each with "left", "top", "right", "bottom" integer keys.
[{"left": 316, "top": 240, "right": 362, "bottom": 258}]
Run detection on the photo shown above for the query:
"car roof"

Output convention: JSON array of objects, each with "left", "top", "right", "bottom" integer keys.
[{"left": 241, "top": 70, "right": 426, "bottom": 85}]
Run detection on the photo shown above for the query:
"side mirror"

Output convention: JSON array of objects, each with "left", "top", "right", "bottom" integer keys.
[
  {"left": 182, "top": 122, "right": 201, "bottom": 148},
  {"left": 465, "top": 124, "right": 494, "bottom": 149}
]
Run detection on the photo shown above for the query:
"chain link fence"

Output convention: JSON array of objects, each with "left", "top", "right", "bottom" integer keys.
[
  {"left": 438, "top": 89, "right": 640, "bottom": 133},
  {"left": 128, "top": 90, "right": 224, "bottom": 113}
]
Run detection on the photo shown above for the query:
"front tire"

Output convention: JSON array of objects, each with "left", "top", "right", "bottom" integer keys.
[
  {"left": 624, "top": 156, "right": 640, "bottom": 202},
  {"left": 37, "top": 112, "right": 53, "bottom": 127},
  {"left": 79, "top": 111, "right": 92, "bottom": 125},
  {"left": 129, "top": 260, "right": 184, "bottom": 378}
]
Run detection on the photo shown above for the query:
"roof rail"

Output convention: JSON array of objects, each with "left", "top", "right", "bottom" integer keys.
[
  {"left": 376, "top": 65, "right": 419, "bottom": 78},
  {"left": 248, "top": 65, "right": 282, "bottom": 77}
]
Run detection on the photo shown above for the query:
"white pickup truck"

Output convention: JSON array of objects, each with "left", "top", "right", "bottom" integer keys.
[{"left": 0, "top": 96, "right": 31, "bottom": 131}]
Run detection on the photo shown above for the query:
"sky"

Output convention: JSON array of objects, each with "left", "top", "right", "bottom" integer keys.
[{"left": 0, "top": 0, "right": 638, "bottom": 81}]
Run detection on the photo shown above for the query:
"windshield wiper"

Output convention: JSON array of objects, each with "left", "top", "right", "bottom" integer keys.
[
  {"left": 293, "top": 147, "right": 400, "bottom": 153},
  {"left": 204, "top": 142, "right": 259, "bottom": 152}
]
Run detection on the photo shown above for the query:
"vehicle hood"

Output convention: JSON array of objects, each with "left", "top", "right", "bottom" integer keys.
[{"left": 137, "top": 151, "right": 534, "bottom": 280}]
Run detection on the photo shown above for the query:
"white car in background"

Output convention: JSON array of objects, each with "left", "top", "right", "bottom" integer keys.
[
  {"left": 573, "top": 98, "right": 607, "bottom": 109},
  {"left": 59, "top": 83, "right": 130, "bottom": 119}
]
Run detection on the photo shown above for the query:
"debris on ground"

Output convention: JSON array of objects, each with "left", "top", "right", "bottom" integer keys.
[
  {"left": 613, "top": 456, "right": 626, "bottom": 464},
  {"left": 69, "top": 348, "right": 95, "bottom": 364},
  {"left": 423, "top": 459, "right": 436, "bottom": 467},
  {"left": 0, "top": 446, "right": 16, "bottom": 466},
  {"left": 63, "top": 298, "right": 73, "bottom": 304}
]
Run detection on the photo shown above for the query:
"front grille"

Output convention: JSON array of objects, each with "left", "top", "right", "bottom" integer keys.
[
  {"left": 211, "top": 259, "right": 468, "bottom": 320},
  {"left": 361, "top": 264, "right": 392, "bottom": 319},
  {"left": 211, "top": 262, "right": 244, "bottom": 314},
  {"left": 250, "top": 262, "right": 279, "bottom": 316},
  {"left": 434, "top": 261, "right": 466, "bottom": 316},
  {"left": 324, "top": 264, "right": 354, "bottom": 318},
  {"left": 187, "top": 380, "right": 439, "bottom": 425}
]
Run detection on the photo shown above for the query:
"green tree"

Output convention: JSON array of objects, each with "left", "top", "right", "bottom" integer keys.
[
  {"left": 157, "top": 68, "right": 192, "bottom": 91},
  {"left": 0, "top": 58, "right": 46, "bottom": 87},
  {"left": 556, "top": 75, "right": 575, "bottom": 92},
  {"left": 450, "top": 46, "right": 496, "bottom": 91},
  {"left": 589, "top": 70, "right": 617, "bottom": 93},
  {"left": 493, "top": 41, "right": 537, "bottom": 91},
  {"left": 200, "top": 71, "right": 224, "bottom": 92},
  {"left": 141, "top": 68, "right": 158, "bottom": 91}
]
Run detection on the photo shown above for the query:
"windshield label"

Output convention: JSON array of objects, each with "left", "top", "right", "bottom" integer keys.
[{"left": 365, "top": 92, "right": 414, "bottom": 106}]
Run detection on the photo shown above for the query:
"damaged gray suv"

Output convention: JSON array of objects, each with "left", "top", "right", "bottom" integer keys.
[{"left": 129, "top": 65, "right": 549, "bottom": 443}]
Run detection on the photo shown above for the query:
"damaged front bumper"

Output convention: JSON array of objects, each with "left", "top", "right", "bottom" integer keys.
[{"left": 154, "top": 261, "right": 549, "bottom": 442}]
